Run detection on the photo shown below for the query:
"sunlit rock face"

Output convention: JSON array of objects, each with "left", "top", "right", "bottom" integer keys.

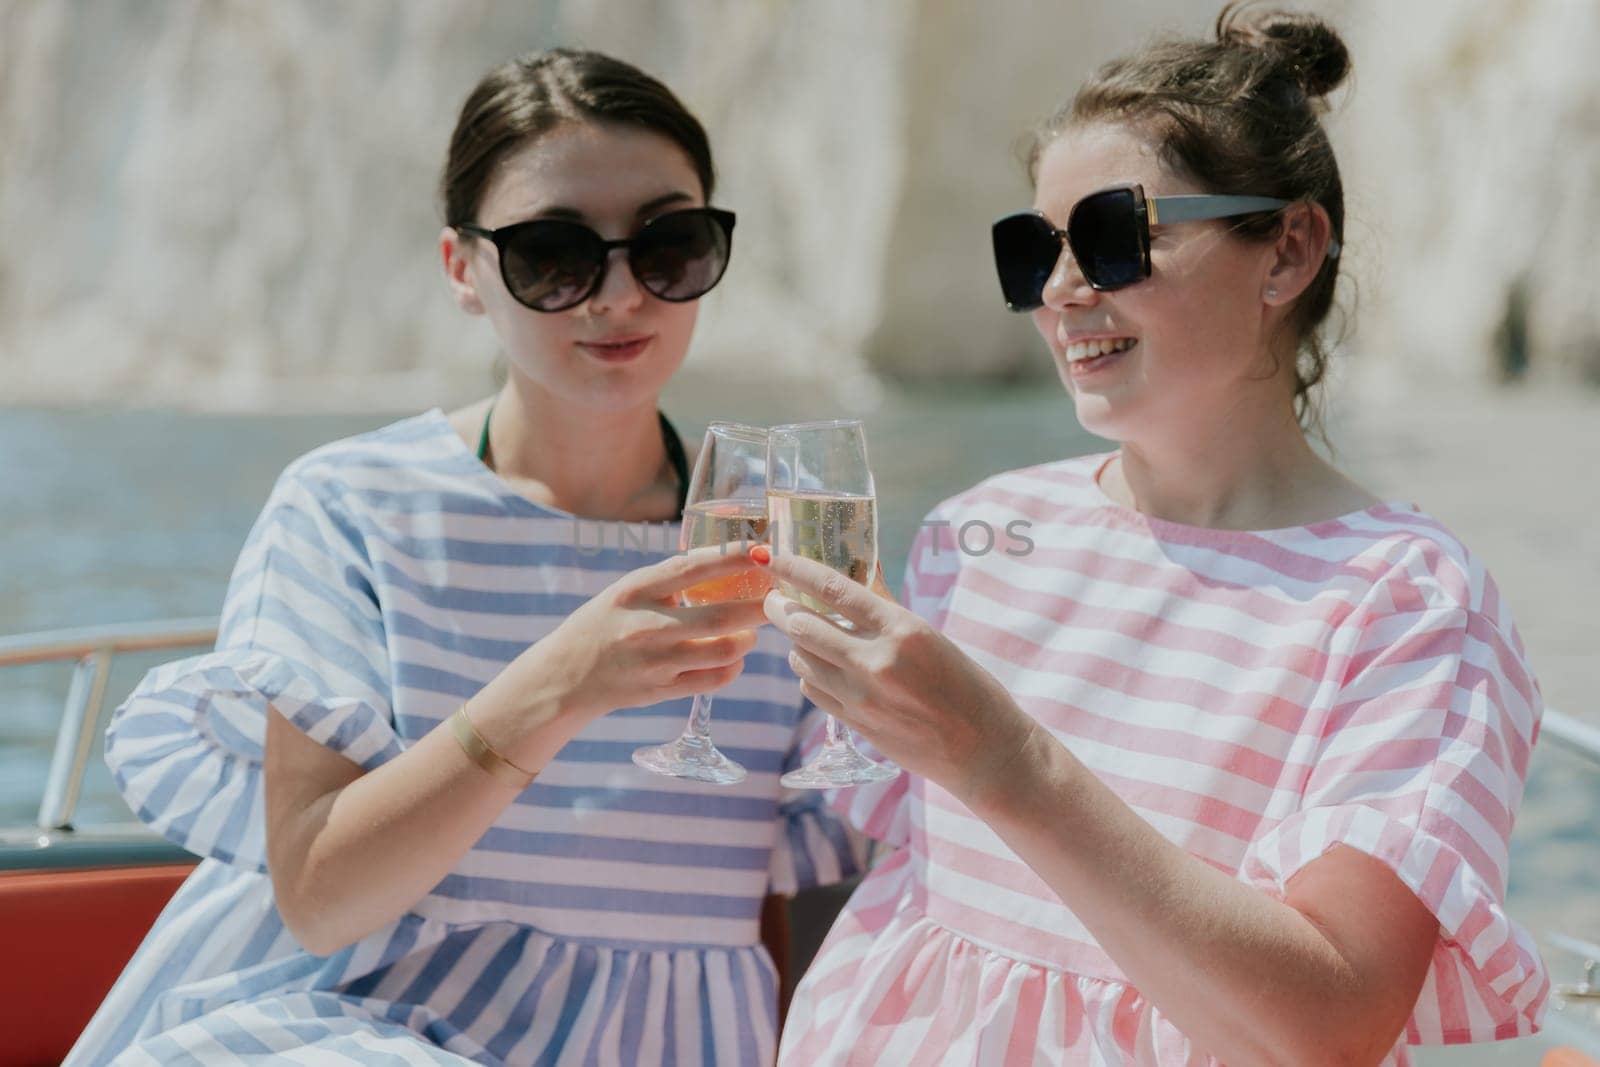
[
  {"left": 0, "top": 1, "right": 912, "bottom": 408},
  {"left": 1, "top": 4, "right": 536, "bottom": 408},
  {"left": 1336, "top": 1, "right": 1600, "bottom": 389},
  {"left": 1, "top": 2, "right": 1595, "bottom": 408}
]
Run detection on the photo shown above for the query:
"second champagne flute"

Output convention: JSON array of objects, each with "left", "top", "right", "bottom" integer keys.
[
  {"left": 632, "top": 422, "right": 772, "bottom": 784},
  {"left": 767, "top": 419, "right": 900, "bottom": 788}
]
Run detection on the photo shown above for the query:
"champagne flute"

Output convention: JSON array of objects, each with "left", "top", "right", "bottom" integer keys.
[
  {"left": 632, "top": 422, "right": 772, "bottom": 784},
  {"left": 767, "top": 419, "right": 899, "bottom": 788}
]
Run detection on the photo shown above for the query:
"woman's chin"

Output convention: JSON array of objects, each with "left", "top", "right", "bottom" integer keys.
[
  {"left": 577, "top": 380, "right": 669, "bottom": 413},
  {"left": 1065, "top": 390, "right": 1133, "bottom": 443},
  {"left": 580, "top": 361, "right": 684, "bottom": 412},
  {"left": 506, "top": 347, "right": 686, "bottom": 413}
]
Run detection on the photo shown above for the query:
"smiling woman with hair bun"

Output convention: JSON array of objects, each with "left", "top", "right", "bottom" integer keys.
[{"left": 769, "top": 6, "right": 1551, "bottom": 1064}]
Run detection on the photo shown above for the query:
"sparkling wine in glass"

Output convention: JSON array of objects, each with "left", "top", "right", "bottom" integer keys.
[
  {"left": 767, "top": 419, "right": 899, "bottom": 788},
  {"left": 632, "top": 422, "right": 772, "bottom": 784}
]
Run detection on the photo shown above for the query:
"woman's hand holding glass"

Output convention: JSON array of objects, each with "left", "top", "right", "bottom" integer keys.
[
  {"left": 481, "top": 546, "right": 770, "bottom": 769},
  {"left": 632, "top": 423, "right": 773, "bottom": 783},
  {"left": 763, "top": 419, "right": 901, "bottom": 788},
  {"left": 753, "top": 546, "right": 1037, "bottom": 806}
]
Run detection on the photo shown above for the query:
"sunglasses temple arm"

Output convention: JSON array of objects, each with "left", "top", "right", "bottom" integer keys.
[
  {"left": 1147, "top": 195, "right": 1339, "bottom": 258},
  {"left": 1145, "top": 195, "right": 1289, "bottom": 225}
]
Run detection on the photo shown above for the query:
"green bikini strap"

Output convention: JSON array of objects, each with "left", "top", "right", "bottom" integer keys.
[
  {"left": 476, "top": 401, "right": 493, "bottom": 463},
  {"left": 657, "top": 411, "right": 690, "bottom": 518}
]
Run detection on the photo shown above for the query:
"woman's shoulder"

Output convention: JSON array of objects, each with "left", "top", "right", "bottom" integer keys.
[
  {"left": 1337, "top": 504, "right": 1514, "bottom": 622},
  {"left": 276, "top": 409, "right": 466, "bottom": 501},
  {"left": 914, "top": 455, "right": 1514, "bottom": 620},
  {"left": 895, "top": 455, "right": 1109, "bottom": 588},
  {"left": 922, "top": 453, "right": 1111, "bottom": 524}
]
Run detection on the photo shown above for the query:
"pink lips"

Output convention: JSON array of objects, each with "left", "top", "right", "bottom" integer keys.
[{"left": 578, "top": 335, "right": 654, "bottom": 363}]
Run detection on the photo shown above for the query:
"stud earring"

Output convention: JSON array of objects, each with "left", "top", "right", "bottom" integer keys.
[{"left": 1265, "top": 287, "right": 1279, "bottom": 299}]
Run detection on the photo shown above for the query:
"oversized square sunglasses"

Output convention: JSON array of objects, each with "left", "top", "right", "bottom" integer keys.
[
  {"left": 456, "top": 207, "right": 736, "bottom": 313},
  {"left": 991, "top": 183, "right": 1340, "bottom": 310}
]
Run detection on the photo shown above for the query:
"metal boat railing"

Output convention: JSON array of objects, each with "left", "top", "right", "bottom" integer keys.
[
  {"left": 0, "top": 618, "right": 216, "bottom": 833},
  {"left": 1543, "top": 709, "right": 1600, "bottom": 769}
]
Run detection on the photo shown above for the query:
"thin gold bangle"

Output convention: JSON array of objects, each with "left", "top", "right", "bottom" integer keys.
[{"left": 449, "top": 704, "right": 536, "bottom": 790}]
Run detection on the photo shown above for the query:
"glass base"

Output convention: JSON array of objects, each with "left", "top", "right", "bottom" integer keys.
[
  {"left": 632, "top": 735, "right": 747, "bottom": 785},
  {"left": 780, "top": 743, "right": 900, "bottom": 789}
]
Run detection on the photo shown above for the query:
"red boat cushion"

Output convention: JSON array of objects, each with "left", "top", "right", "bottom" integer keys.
[
  {"left": 0, "top": 864, "right": 793, "bottom": 1066},
  {"left": 0, "top": 863, "right": 194, "bottom": 1067}
]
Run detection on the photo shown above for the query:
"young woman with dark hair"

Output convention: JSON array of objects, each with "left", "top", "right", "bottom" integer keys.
[{"left": 69, "top": 49, "right": 862, "bottom": 1066}]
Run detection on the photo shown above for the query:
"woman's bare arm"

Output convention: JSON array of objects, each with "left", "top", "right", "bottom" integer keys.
[{"left": 264, "top": 547, "right": 769, "bottom": 955}]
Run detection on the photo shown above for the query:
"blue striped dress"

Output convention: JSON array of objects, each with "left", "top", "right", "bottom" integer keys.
[{"left": 68, "top": 410, "right": 865, "bottom": 1066}]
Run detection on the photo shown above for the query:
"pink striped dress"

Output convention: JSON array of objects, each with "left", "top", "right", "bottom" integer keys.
[{"left": 779, "top": 453, "right": 1550, "bottom": 1066}]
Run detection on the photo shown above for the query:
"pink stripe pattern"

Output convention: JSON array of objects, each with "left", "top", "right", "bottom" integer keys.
[{"left": 780, "top": 453, "right": 1549, "bottom": 1065}]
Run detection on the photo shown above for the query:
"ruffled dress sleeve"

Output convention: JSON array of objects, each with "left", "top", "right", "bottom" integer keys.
[
  {"left": 105, "top": 464, "right": 402, "bottom": 872},
  {"left": 1238, "top": 571, "right": 1550, "bottom": 1044}
]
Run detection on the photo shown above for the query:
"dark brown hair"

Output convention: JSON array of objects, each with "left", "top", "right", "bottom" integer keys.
[
  {"left": 1029, "top": 3, "right": 1351, "bottom": 428},
  {"left": 440, "top": 48, "right": 716, "bottom": 227}
]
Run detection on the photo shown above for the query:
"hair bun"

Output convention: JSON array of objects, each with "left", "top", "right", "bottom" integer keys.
[{"left": 1218, "top": 5, "right": 1351, "bottom": 98}]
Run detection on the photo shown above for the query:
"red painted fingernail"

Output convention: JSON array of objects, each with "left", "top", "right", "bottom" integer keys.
[{"left": 749, "top": 545, "right": 772, "bottom": 566}]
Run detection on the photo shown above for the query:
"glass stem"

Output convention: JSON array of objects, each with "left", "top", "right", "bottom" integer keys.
[
  {"left": 824, "top": 713, "right": 845, "bottom": 748},
  {"left": 684, "top": 694, "right": 714, "bottom": 743}
]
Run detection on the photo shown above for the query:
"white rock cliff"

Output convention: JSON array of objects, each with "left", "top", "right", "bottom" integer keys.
[{"left": 1, "top": 1, "right": 1594, "bottom": 409}]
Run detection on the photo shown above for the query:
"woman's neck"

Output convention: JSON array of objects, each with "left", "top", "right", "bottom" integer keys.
[
  {"left": 1102, "top": 404, "right": 1374, "bottom": 531},
  {"left": 481, "top": 380, "right": 677, "bottom": 522}
]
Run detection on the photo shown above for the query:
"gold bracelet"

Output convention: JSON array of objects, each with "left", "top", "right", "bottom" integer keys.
[{"left": 449, "top": 705, "right": 537, "bottom": 790}]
